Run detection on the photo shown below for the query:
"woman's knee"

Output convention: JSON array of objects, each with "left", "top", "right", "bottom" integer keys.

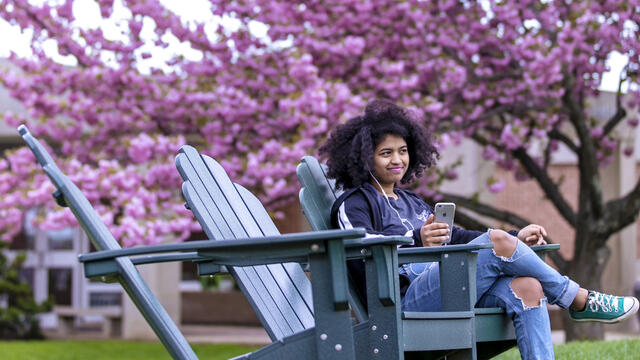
[
  {"left": 510, "top": 277, "right": 544, "bottom": 307},
  {"left": 489, "top": 229, "right": 518, "bottom": 257}
]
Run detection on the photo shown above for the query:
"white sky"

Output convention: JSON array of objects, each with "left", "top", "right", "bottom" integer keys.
[{"left": 0, "top": 0, "right": 629, "bottom": 92}]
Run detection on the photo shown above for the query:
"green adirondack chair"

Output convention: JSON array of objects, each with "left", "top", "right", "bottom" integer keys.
[{"left": 296, "top": 155, "right": 561, "bottom": 360}]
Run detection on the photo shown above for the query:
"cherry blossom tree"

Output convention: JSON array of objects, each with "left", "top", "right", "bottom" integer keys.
[{"left": 1, "top": 0, "right": 639, "bottom": 340}]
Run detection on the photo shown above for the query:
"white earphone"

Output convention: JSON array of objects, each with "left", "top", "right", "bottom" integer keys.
[{"left": 369, "top": 171, "right": 415, "bottom": 234}]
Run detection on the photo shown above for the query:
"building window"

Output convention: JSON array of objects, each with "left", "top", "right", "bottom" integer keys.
[
  {"left": 47, "top": 228, "right": 74, "bottom": 251},
  {"left": 48, "top": 268, "right": 72, "bottom": 306},
  {"left": 89, "top": 292, "right": 122, "bottom": 307},
  {"left": 10, "top": 209, "right": 37, "bottom": 250},
  {"left": 8, "top": 230, "right": 34, "bottom": 250}
]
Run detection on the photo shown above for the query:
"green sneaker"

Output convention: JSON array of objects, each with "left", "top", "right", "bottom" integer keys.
[{"left": 569, "top": 290, "right": 639, "bottom": 323}]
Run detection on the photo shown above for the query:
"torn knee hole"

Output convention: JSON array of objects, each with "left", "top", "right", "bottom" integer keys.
[
  {"left": 510, "top": 278, "right": 545, "bottom": 309},
  {"left": 510, "top": 287, "right": 546, "bottom": 310},
  {"left": 492, "top": 248, "right": 515, "bottom": 262}
]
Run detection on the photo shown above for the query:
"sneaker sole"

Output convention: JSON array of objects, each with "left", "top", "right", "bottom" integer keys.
[{"left": 571, "top": 297, "right": 639, "bottom": 324}]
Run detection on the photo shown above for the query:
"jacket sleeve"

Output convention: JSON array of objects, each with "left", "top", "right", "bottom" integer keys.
[
  {"left": 449, "top": 226, "right": 484, "bottom": 245},
  {"left": 333, "top": 192, "right": 383, "bottom": 234},
  {"left": 333, "top": 191, "right": 418, "bottom": 247},
  {"left": 410, "top": 228, "right": 424, "bottom": 248}
]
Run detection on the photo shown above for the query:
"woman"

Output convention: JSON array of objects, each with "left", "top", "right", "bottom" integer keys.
[{"left": 319, "top": 99, "right": 638, "bottom": 360}]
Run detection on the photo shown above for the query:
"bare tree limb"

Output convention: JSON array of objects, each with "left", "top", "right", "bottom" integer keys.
[
  {"left": 600, "top": 178, "right": 640, "bottom": 240},
  {"left": 549, "top": 129, "right": 579, "bottom": 153},
  {"left": 602, "top": 64, "right": 629, "bottom": 137},
  {"left": 470, "top": 131, "right": 578, "bottom": 227},
  {"left": 511, "top": 148, "right": 578, "bottom": 226},
  {"left": 439, "top": 192, "right": 533, "bottom": 228},
  {"left": 561, "top": 68, "right": 605, "bottom": 218}
]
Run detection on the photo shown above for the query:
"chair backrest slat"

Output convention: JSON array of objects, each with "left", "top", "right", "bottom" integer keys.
[
  {"left": 177, "top": 151, "right": 238, "bottom": 239},
  {"left": 176, "top": 146, "right": 315, "bottom": 340},
  {"left": 296, "top": 156, "right": 343, "bottom": 232},
  {"left": 234, "top": 184, "right": 315, "bottom": 328}
]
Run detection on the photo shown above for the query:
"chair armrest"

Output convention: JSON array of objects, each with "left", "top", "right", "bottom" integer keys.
[
  {"left": 130, "top": 252, "right": 208, "bottom": 266},
  {"left": 531, "top": 244, "right": 560, "bottom": 261},
  {"left": 79, "top": 228, "right": 366, "bottom": 277},
  {"left": 397, "top": 243, "right": 494, "bottom": 264},
  {"left": 344, "top": 235, "right": 413, "bottom": 248},
  {"left": 80, "top": 228, "right": 365, "bottom": 262}
]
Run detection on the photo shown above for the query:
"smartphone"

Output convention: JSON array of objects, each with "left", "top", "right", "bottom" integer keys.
[{"left": 434, "top": 202, "right": 456, "bottom": 244}]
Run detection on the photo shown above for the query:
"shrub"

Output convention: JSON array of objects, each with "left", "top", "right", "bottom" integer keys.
[{"left": 0, "top": 241, "right": 52, "bottom": 339}]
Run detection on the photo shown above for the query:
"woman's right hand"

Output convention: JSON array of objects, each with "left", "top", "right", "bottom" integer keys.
[{"left": 420, "top": 214, "right": 450, "bottom": 246}]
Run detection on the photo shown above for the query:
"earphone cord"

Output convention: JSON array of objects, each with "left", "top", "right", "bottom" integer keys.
[{"left": 369, "top": 171, "right": 414, "bottom": 234}]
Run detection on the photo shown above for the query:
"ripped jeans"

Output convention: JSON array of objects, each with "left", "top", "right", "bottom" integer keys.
[{"left": 400, "top": 231, "right": 579, "bottom": 360}]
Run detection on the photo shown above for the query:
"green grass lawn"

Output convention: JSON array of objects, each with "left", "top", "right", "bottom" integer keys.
[
  {"left": 2, "top": 339, "right": 639, "bottom": 359},
  {"left": 1, "top": 340, "right": 260, "bottom": 360},
  {"left": 494, "top": 339, "right": 640, "bottom": 360}
]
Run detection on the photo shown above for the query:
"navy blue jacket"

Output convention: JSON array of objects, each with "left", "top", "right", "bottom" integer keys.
[
  {"left": 330, "top": 183, "right": 511, "bottom": 302},
  {"left": 331, "top": 183, "right": 483, "bottom": 247}
]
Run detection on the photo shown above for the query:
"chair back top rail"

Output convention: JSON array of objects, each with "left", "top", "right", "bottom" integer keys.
[
  {"left": 18, "top": 125, "right": 121, "bottom": 252},
  {"left": 176, "top": 145, "right": 315, "bottom": 341}
]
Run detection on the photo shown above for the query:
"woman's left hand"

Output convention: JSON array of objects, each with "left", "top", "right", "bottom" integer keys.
[{"left": 517, "top": 224, "right": 548, "bottom": 246}]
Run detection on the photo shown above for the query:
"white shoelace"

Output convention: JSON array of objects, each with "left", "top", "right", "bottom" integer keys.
[{"left": 587, "top": 291, "right": 619, "bottom": 313}]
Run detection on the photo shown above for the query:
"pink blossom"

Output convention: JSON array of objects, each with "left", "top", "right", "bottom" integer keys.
[
  {"left": 0, "top": 0, "right": 639, "bottom": 248},
  {"left": 487, "top": 179, "right": 507, "bottom": 193}
]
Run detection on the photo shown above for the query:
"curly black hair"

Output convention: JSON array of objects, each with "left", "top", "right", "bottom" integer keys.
[{"left": 319, "top": 99, "right": 439, "bottom": 190}]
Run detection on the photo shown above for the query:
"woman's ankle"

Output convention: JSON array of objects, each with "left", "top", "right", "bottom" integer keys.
[{"left": 570, "top": 288, "right": 589, "bottom": 311}]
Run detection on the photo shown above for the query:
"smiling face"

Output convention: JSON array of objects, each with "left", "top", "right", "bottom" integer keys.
[{"left": 370, "top": 134, "right": 409, "bottom": 195}]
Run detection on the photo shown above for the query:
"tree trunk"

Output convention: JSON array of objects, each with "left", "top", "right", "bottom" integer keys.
[{"left": 561, "top": 233, "right": 611, "bottom": 341}]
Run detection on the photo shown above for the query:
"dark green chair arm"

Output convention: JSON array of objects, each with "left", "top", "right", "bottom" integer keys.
[
  {"left": 397, "top": 243, "right": 494, "bottom": 264},
  {"left": 79, "top": 228, "right": 366, "bottom": 263},
  {"left": 530, "top": 244, "right": 560, "bottom": 260},
  {"left": 130, "top": 252, "right": 208, "bottom": 266},
  {"left": 79, "top": 228, "right": 367, "bottom": 278}
]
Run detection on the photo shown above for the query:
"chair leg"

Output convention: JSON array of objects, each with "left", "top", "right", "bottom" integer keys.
[
  {"left": 308, "top": 241, "right": 356, "bottom": 360},
  {"left": 364, "top": 245, "right": 403, "bottom": 360}
]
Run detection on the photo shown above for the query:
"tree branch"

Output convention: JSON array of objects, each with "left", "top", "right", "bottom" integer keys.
[
  {"left": 549, "top": 129, "right": 579, "bottom": 153},
  {"left": 561, "top": 68, "right": 605, "bottom": 218},
  {"left": 511, "top": 148, "right": 578, "bottom": 226},
  {"left": 439, "top": 192, "right": 533, "bottom": 228},
  {"left": 600, "top": 178, "right": 640, "bottom": 239},
  {"left": 602, "top": 65, "right": 628, "bottom": 137},
  {"left": 471, "top": 131, "right": 578, "bottom": 227}
]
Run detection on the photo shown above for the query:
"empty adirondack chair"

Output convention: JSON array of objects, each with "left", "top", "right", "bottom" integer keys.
[
  {"left": 174, "top": 145, "right": 415, "bottom": 360},
  {"left": 297, "top": 155, "right": 561, "bottom": 360}
]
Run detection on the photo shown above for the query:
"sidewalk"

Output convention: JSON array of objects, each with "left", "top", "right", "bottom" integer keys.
[{"left": 181, "top": 324, "right": 270, "bottom": 345}]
